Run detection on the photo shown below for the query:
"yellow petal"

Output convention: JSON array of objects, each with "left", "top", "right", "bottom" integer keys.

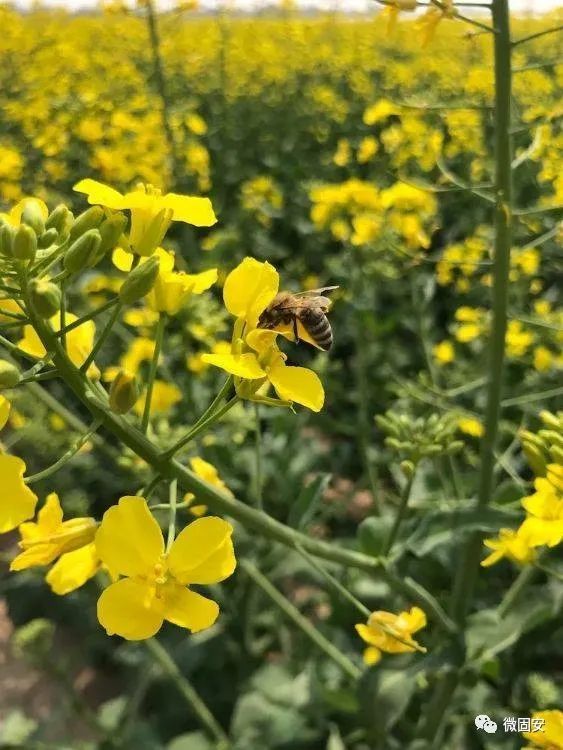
[
  {"left": 95, "top": 496, "right": 164, "bottom": 578},
  {"left": 0, "top": 454, "right": 38, "bottom": 533},
  {"left": 363, "top": 646, "right": 382, "bottom": 666},
  {"left": 401, "top": 607, "right": 427, "bottom": 633},
  {"left": 268, "top": 362, "right": 324, "bottom": 412},
  {"left": 46, "top": 543, "right": 99, "bottom": 595},
  {"left": 0, "top": 395, "right": 10, "bottom": 430},
  {"left": 187, "top": 268, "right": 218, "bottom": 295},
  {"left": 37, "top": 492, "right": 64, "bottom": 531},
  {"left": 18, "top": 324, "right": 47, "bottom": 359},
  {"left": 355, "top": 623, "right": 383, "bottom": 647},
  {"left": 201, "top": 352, "right": 266, "bottom": 379},
  {"left": 246, "top": 328, "right": 280, "bottom": 354},
  {"left": 162, "top": 194, "right": 217, "bottom": 227},
  {"left": 168, "top": 516, "right": 236, "bottom": 585},
  {"left": 112, "top": 246, "right": 136, "bottom": 272},
  {"left": 9, "top": 198, "right": 49, "bottom": 225},
  {"left": 163, "top": 581, "right": 219, "bottom": 632},
  {"left": 73, "top": 179, "right": 125, "bottom": 209},
  {"left": 97, "top": 579, "right": 164, "bottom": 640},
  {"left": 223, "top": 258, "right": 279, "bottom": 327}
]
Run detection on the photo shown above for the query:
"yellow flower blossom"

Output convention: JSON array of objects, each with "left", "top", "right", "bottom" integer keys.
[
  {"left": 184, "top": 456, "right": 232, "bottom": 517},
  {"left": 74, "top": 179, "right": 217, "bottom": 256},
  {"left": 134, "top": 380, "right": 182, "bottom": 416},
  {"left": 10, "top": 492, "right": 97, "bottom": 571},
  {"left": 433, "top": 340, "right": 454, "bottom": 365},
  {"left": 357, "top": 136, "right": 379, "bottom": 164},
  {"left": 18, "top": 313, "right": 100, "bottom": 380},
  {"left": 95, "top": 496, "right": 236, "bottom": 640},
  {"left": 0, "top": 395, "right": 10, "bottom": 430},
  {"left": 522, "top": 710, "right": 563, "bottom": 749},
  {"left": 146, "top": 248, "right": 217, "bottom": 316},
  {"left": 187, "top": 341, "right": 231, "bottom": 374},
  {"left": 0, "top": 454, "right": 38, "bottom": 533},
  {"left": 505, "top": 320, "right": 534, "bottom": 358},
  {"left": 481, "top": 527, "right": 536, "bottom": 567},
  {"left": 333, "top": 138, "right": 351, "bottom": 167},
  {"left": 46, "top": 543, "right": 100, "bottom": 596},
  {"left": 0, "top": 197, "right": 48, "bottom": 227},
  {"left": 534, "top": 346, "right": 555, "bottom": 372},
  {"left": 458, "top": 417, "right": 484, "bottom": 438},
  {"left": 355, "top": 607, "right": 427, "bottom": 666},
  {"left": 519, "top": 465, "right": 563, "bottom": 549}
]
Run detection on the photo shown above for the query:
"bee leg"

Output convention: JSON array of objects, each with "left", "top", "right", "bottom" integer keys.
[{"left": 293, "top": 318, "right": 299, "bottom": 344}]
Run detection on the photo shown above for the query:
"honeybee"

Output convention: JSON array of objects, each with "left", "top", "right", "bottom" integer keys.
[{"left": 258, "top": 286, "right": 338, "bottom": 351}]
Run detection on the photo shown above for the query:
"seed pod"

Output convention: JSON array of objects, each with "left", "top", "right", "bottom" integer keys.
[
  {"left": 119, "top": 256, "right": 160, "bottom": 304},
  {"left": 0, "top": 223, "right": 15, "bottom": 257},
  {"left": 45, "top": 204, "right": 72, "bottom": 234},
  {"left": 38, "top": 228, "right": 59, "bottom": 249},
  {"left": 64, "top": 229, "right": 102, "bottom": 273},
  {"left": 21, "top": 202, "right": 45, "bottom": 236},
  {"left": 109, "top": 370, "right": 139, "bottom": 414},
  {"left": 90, "top": 213, "right": 128, "bottom": 266},
  {"left": 13, "top": 224, "right": 38, "bottom": 261},
  {"left": 0, "top": 360, "right": 21, "bottom": 389},
  {"left": 69, "top": 206, "right": 104, "bottom": 241},
  {"left": 28, "top": 279, "right": 62, "bottom": 318}
]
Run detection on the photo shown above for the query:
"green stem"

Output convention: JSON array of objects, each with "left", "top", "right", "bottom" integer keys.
[
  {"left": 497, "top": 565, "right": 537, "bottom": 618},
  {"left": 25, "top": 418, "right": 102, "bottom": 484},
  {"left": 145, "top": 639, "right": 229, "bottom": 748},
  {"left": 80, "top": 302, "right": 124, "bottom": 374},
  {"left": 383, "top": 472, "right": 415, "bottom": 556},
  {"left": 54, "top": 298, "right": 119, "bottom": 337},
  {"left": 253, "top": 402, "right": 263, "bottom": 509},
  {"left": 422, "top": 0, "right": 513, "bottom": 741},
  {"left": 241, "top": 559, "right": 362, "bottom": 681},
  {"left": 166, "top": 479, "right": 178, "bottom": 552},
  {"left": 60, "top": 278, "right": 67, "bottom": 351},
  {"left": 141, "top": 314, "right": 166, "bottom": 433}
]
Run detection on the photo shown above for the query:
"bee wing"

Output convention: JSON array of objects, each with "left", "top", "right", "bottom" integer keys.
[{"left": 292, "top": 286, "right": 339, "bottom": 297}]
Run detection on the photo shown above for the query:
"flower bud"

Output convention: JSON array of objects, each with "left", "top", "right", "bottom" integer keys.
[
  {"left": 400, "top": 459, "right": 415, "bottom": 479},
  {"left": 109, "top": 369, "right": 139, "bottom": 414},
  {"left": 134, "top": 207, "right": 172, "bottom": 257},
  {"left": 45, "top": 204, "right": 73, "bottom": 234},
  {"left": 69, "top": 206, "right": 105, "bottom": 241},
  {"left": 38, "top": 228, "right": 59, "bottom": 249},
  {"left": 0, "top": 360, "right": 21, "bottom": 388},
  {"left": 119, "top": 256, "right": 160, "bottom": 304},
  {"left": 540, "top": 410, "right": 561, "bottom": 431},
  {"left": 28, "top": 279, "right": 62, "bottom": 318},
  {"left": 13, "top": 224, "right": 37, "bottom": 261},
  {"left": 90, "top": 213, "right": 128, "bottom": 266},
  {"left": 64, "top": 229, "right": 102, "bottom": 273},
  {"left": 0, "top": 223, "right": 15, "bottom": 257},
  {"left": 550, "top": 446, "right": 563, "bottom": 466},
  {"left": 21, "top": 202, "right": 45, "bottom": 236},
  {"left": 522, "top": 441, "right": 547, "bottom": 477},
  {"left": 538, "top": 430, "right": 563, "bottom": 451}
]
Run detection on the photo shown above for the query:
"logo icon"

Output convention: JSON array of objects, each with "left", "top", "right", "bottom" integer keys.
[{"left": 475, "top": 715, "right": 498, "bottom": 734}]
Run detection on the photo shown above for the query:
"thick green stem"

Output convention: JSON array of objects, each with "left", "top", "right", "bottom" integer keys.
[
  {"left": 241, "top": 559, "right": 362, "bottom": 681},
  {"left": 253, "top": 402, "right": 263, "bottom": 509},
  {"left": 146, "top": 638, "right": 229, "bottom": 748},
  {"left": 141, "top": 314, "right": 166, "bottom": 433}
]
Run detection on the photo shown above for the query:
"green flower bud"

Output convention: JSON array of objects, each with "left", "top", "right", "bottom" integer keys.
[
  {"left": 522, "top": 442, "right": 547, "bottom": 477},
  {"left": 0, "top": 223, "right": 15, "bottom": 257},
  {"left": 45, "top": 204, "right": 73, "bottom": 234},
  {"left": 119, "top": 256, "right": 160, "bottom": 304},
  {"left": 0, "top": 360, "right": 21, "bottom": 388},
  {"left": 539, "top": 410, "right": 561, "bottom": 431},
  {"left": 400, "top": 459, "right": 416, "bottom": 479},
  {"left": 64, "top": 229, "right": 102, "bottom": 273},
  {"left": 38, "top": 227, "right": 59, "bottom": 249},
  {"left": 134, "top": 207, "right": 171, "bottom": 257},
  {"left": 21, "top": 202, "right": 45, "bottom": 236},
  {"left": 28, "top": 279, "right": 62, "bottom": 318},
  {"left": 445, "top": 440, "right": 464, "bottom": 454},
  {"left": 69, "top": 206, "right": 105, "bottom": 241},
  {"left": 13, "top": 224, "right": 38, "bottom": 261},
  {"left": 90, "top": 213, "right": 128, "bottom": 266},
  {"left": 538, "top": 430, "right": 563, "bottom": 450},
  {"left": 109, "top": 369, "right": 139, "bottom": 414},
  {"left": 520, "top": 430, "right": 547, "bottom": 451},
  {"left": 550, "top": 446, "right": 563, "bottom": 466}
]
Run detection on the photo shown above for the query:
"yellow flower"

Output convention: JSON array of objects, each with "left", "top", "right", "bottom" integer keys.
[
  {"left": 95, "top": 496, "right": 236, "bottom": 640},
  {"left": 74, "top": 179, "right": 217, "bottom": 256},
  {"left": 506, "top": 320, "right": 534, "bottom": 358},
  {"left": 134, "top": 380, "right": 182, "bottom": 416},
  {"left": 10, "top": 492, "right": 97, "bottom": 571},
  {"left": 18, "top": 313, "right": 100, "bottom": 380},
  {"left": 333, "top": 138, "right": 351, "bottom": 167},
  {"left": 522, "top": 710, "right": 563, "bottom": 749},
  {"left": 357, "top": 136, "right": 378, "bottom": 164},
  {"left": 481, "top": 527, "right": 536, "bottom": 567},
  {"left": 355, "top": 607, "right": 427, "bottom": 666},
  {"left": 222, "top": 256, "right": 280, "bottom": 330},
  {"left": 0, "top": 394, "right": 10, "bottom": 430},
  {"left": 187, "top": 342, "right": 231, "bottom": 374},
  {"left": 105, "top": 336, "right": 155, "bottom": 382},
  {"left": 519, "top": 465, "right": 563, "bottom": 548},
  {"left": 0, "top": 454, "right": 38, "bottom": 533},
  {"left": 184, "top": 457, "right": 232, "bottom": 517},
  {"left": 433, "top": 340, "right": 454, "bottom": 365},
  {"left": 146, "top": 248, "right": 217, "bottom": 316},
  {"left": 0, "top": 197, "right": 48, "bottom": 227},
  {"left": 534, "top": 346, "right": 554, "bottom": 372},
  {"left": 458, "top": 417, "right": 484, "bottom": 438}
]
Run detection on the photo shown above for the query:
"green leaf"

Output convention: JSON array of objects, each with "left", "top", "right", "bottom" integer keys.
[
  {"left": 287, "top": 473, "right": 331, "bottom": 529},
  {"left": 168, "top": 732, "right": 213, "bottom": 750},
  {"left": 97, "top": 696, "right": 127, "bottom": 731},
  {"left": 359, "top": 667, "right": 416, "bottom": 733}
]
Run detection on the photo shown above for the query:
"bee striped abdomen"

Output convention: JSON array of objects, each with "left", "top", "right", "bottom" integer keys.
[{"left": 300, "top": 308, "right": 333, "bottom": 350}]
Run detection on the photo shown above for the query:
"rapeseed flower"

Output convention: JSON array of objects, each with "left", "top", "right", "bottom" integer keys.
[
  {"left": 95, "top": 496, "right": 235, "bottom": 640},
  {"left": 522, "top": 710, "right": 563, "bottom": 749},
  {"left": 519, "top": 465, "right": 563, "bottom": 548},
  {"left": 184, "top": 457, "right": 232, "bottom": 516},
  {"left": 0, "top": 454, "right": 38, "bottom": 533},
  {"left": 355, "top": 607, "right": 427, "bottom": 666},
  {"left": 481, "top": 527, "right": 536, "bottom": 567}
]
